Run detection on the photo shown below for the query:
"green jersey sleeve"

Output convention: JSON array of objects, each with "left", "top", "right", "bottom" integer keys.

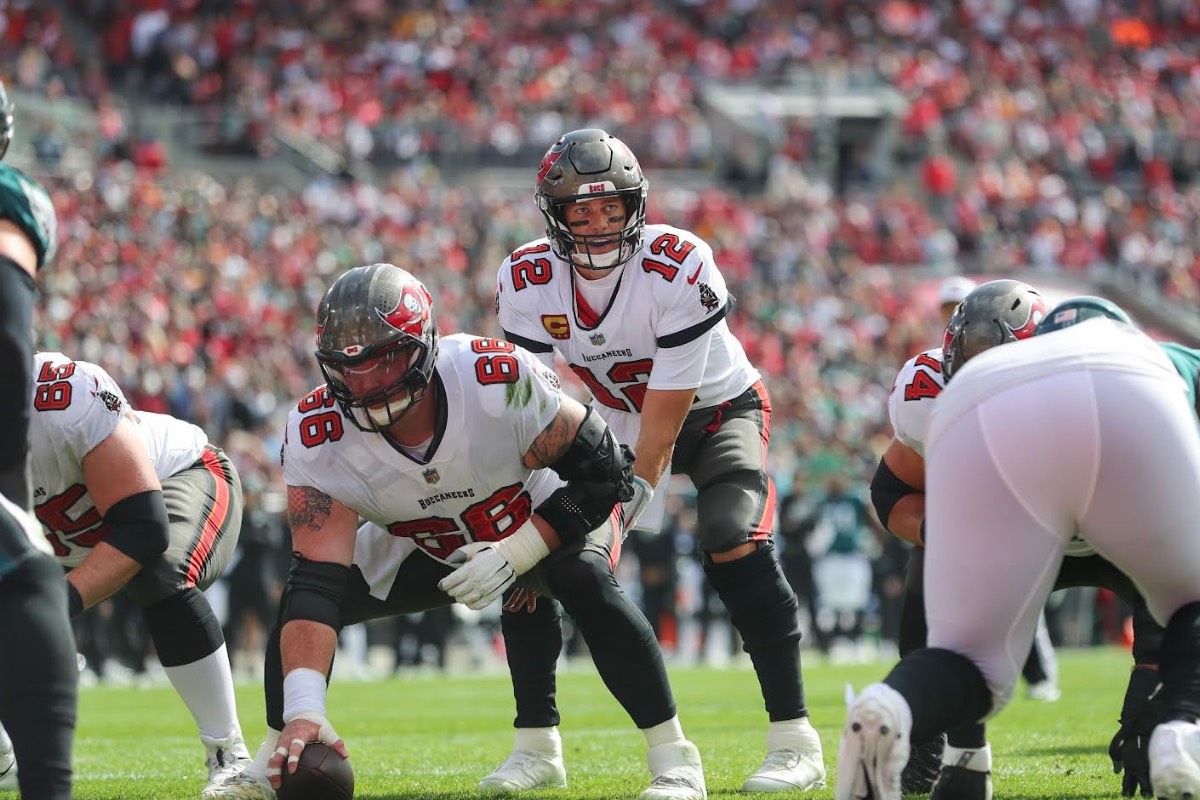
[
  {"left": 0, "top": 163, "right": 56, "bottom": 269},
  {"left": 1161, "top": 341, "right": 1200, "bottom": 415}
]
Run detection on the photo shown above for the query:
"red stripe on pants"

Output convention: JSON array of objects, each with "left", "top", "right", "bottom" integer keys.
[{"left": 185, "top": 448, "right": 230, "bottom": 586}]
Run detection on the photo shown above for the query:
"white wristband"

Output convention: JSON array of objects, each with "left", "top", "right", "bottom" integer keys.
[
  {"left": 494, "top": 520, "right": 551, "bottom": 575},
  {"left": 283, "top": 668, "right": 328, "bottom": 723}
]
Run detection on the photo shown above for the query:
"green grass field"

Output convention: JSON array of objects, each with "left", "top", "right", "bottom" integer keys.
[{"left": 63, "top": 646, "right": 1134, "bottom": 799}]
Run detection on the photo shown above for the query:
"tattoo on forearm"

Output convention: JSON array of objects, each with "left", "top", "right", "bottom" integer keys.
[
  {"left": 288, "top": 486, "right": 333, "bottom": 532},
  {"left": 528, "top": 407, "right": 577, "bottom": 468}
]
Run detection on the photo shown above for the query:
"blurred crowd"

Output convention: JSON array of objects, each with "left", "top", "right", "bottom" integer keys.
[
  {"left": 1, "top": 0, "right": 1191, "bottom": 677},
  {"left": 3, "top": 1, "right": 1198, "bottom": 289}
]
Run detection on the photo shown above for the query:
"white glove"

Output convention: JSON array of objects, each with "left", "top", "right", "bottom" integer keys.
[
  {"left": 438, "top": 543, "right": 516, "bottom": 610},
  {"left": 621, "top": 476, "right": 654, "bottom": 533}
]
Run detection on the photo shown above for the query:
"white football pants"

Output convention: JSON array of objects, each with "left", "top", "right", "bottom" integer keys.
[{"left": 926, "top": 367, "right": 1200, "bottom": 714}]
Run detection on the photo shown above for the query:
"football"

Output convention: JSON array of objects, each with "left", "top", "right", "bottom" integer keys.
[{"left": 276, "top": 742, "right": 354, "bottom": 800}]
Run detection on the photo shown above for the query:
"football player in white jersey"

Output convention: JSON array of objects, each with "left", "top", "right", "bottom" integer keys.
[
  {"left": 871, "top": 280, "right": 1063, "bottom": 797},
  {"left": 221, "top": 264, "right": 706, "bottom": 800},
  {"left": 494, "top": 129, "right": 823, "bottom": 794},
  {"left": 872, "top": 281, "right": 1167, "bottom": 799},
  {"left": 27, "top": 351, "right": 262, "bottom": 800},
  {"left": 838, "top": 310, "right": 1200, "bottom": 800},
  {"left": 0, "top": 78, "right": 76, "bottom": 800}
]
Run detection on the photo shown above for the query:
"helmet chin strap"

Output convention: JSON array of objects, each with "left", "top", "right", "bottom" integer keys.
[{"left": 571, "top": 247, "right": 623, "bottom": 268}]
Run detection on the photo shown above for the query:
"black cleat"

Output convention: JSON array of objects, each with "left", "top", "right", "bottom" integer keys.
[{"left": 901, "top": 734, "right": 946, "bottom": 795}]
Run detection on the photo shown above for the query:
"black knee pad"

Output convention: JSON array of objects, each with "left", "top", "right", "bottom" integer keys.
[
  {"left": 1159, "top": 601, "right": 1200, "bottom": 722},
  {"left": 142, "top": 587, "right": 224, "bottom": 667},
  {"left": 705, "top": 543, "right": 805, "bottom": 721},
  {"left": 704, "top": 543, "right": 800, "bottom": 651}
]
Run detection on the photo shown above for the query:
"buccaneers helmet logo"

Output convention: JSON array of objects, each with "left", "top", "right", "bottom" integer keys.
[
  {"left": 378, "top": 285, "right": 430, "bottom": 337},
  {"left": 537, "top": 147, "right": 565, "bottom": 185},
  {"left": 1001, "top": 298, "right": 1048, "bottom": 340}
]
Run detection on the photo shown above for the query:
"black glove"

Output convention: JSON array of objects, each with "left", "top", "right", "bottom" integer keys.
[{"left": 1109, "top": 666, "right": 1162, "bottom": 797}]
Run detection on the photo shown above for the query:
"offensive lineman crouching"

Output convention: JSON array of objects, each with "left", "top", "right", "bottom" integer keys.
[{"left": 212, "top": 263, "right": 708, "bottom": 800}]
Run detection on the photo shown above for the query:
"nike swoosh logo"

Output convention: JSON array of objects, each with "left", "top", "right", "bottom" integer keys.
[{"left": 686, "top": 265, "right": 702, "bottom": 284}]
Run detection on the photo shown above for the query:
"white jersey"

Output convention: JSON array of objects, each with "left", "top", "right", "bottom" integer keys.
[
  {"left": 932, "top": 319, "right": 1184, "bottom": 443},
  {"left": 886, "top": 347, "right": 947, "bottom": 458},
  {"left": 29, "top": 352, "right": 208, "bottom": 566},
  {"left": 496, "top": 224, "right": 760, "bottom": 530},
  {"left": 930, "top": 319, "right": 1186, "bottom": 558},
  {"left": 281, "top": 334, "right": 566, "bottom": 598},
  {"left": 496, "top": 224, "right": 759, "bottom": 418}
]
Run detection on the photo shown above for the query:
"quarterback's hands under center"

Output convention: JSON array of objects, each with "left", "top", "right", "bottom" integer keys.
[{"left": 267, "top": 713, "right": 348, "bottom": 789}]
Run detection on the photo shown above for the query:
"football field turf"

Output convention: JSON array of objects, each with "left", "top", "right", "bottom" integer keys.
[{"left": 67, "top": 645, "right": 1133, "bottom": 799}]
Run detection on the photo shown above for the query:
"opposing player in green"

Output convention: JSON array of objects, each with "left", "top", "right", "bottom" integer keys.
[{"left": 0, "top": 79, "right": 78, "bottom": 799}]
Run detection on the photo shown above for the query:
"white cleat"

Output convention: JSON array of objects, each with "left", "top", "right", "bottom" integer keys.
[
  {"left": 0, "top": 747, "right": 16, "bottom": 792},
  {"left": 1025, "top": 681, "right": 1061, "bottom": 703},
  {"left": 743, "top": 749, "right": 826, "bottom": 793},
  {"left": 200, "top": 735, "right": 274, "bottom": 800},
  {"left": 743, "top": 717, "right": 826, "bottom": 792},
  {"left": 201, "top": 769, "right": 275, "bottom": 800},
  {"left": 641, "top": 740, "right": 707, "bottom": 800},
  {"left": 1150, "top": 720, "right": 1200, "bottom": 800},
  {"left": 835, "top": 684, "right": 912, "bottom": 800},
  {"left": 477, "top": 750, "right": 567, "bottom": 793}
]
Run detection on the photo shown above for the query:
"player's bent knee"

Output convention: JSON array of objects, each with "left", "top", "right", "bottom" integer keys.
[
  {"left": 695, "top": 469, "right": 768, "bottom": 553},
  {"left": 142, "top": 587, "right": 224, "bottom": 667},
  {"left": 704, "top": 543, "right": 801, "bottom": 650},
  {"left": 544, "top": 550, "right": 622, "bottom": 616}
]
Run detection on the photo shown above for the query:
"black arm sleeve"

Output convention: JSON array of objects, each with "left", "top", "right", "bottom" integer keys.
[
  {"left": 535, "top": 407, "right": 636, "bottom": 543},
  {"left": 103, "top": 490, "right": 171, "bottom": 565},
  {"left": 869, "top": 455, "right": 921, "bottom": 530},
  {"left": 0, "top": 254, "right": 35, "bottom": 508}
]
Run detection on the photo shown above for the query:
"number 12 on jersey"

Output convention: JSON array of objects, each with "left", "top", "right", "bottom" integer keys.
[{"left": 569, "top": 359, "right": 654, "bottom": 413}]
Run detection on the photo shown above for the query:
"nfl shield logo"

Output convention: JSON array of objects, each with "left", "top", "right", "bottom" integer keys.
[
  {"left": 423, "top": 468, "right": 440, "bottom": 485},
  {"left": 590, "top": 332, "right": 606, "bottom": 346}
]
